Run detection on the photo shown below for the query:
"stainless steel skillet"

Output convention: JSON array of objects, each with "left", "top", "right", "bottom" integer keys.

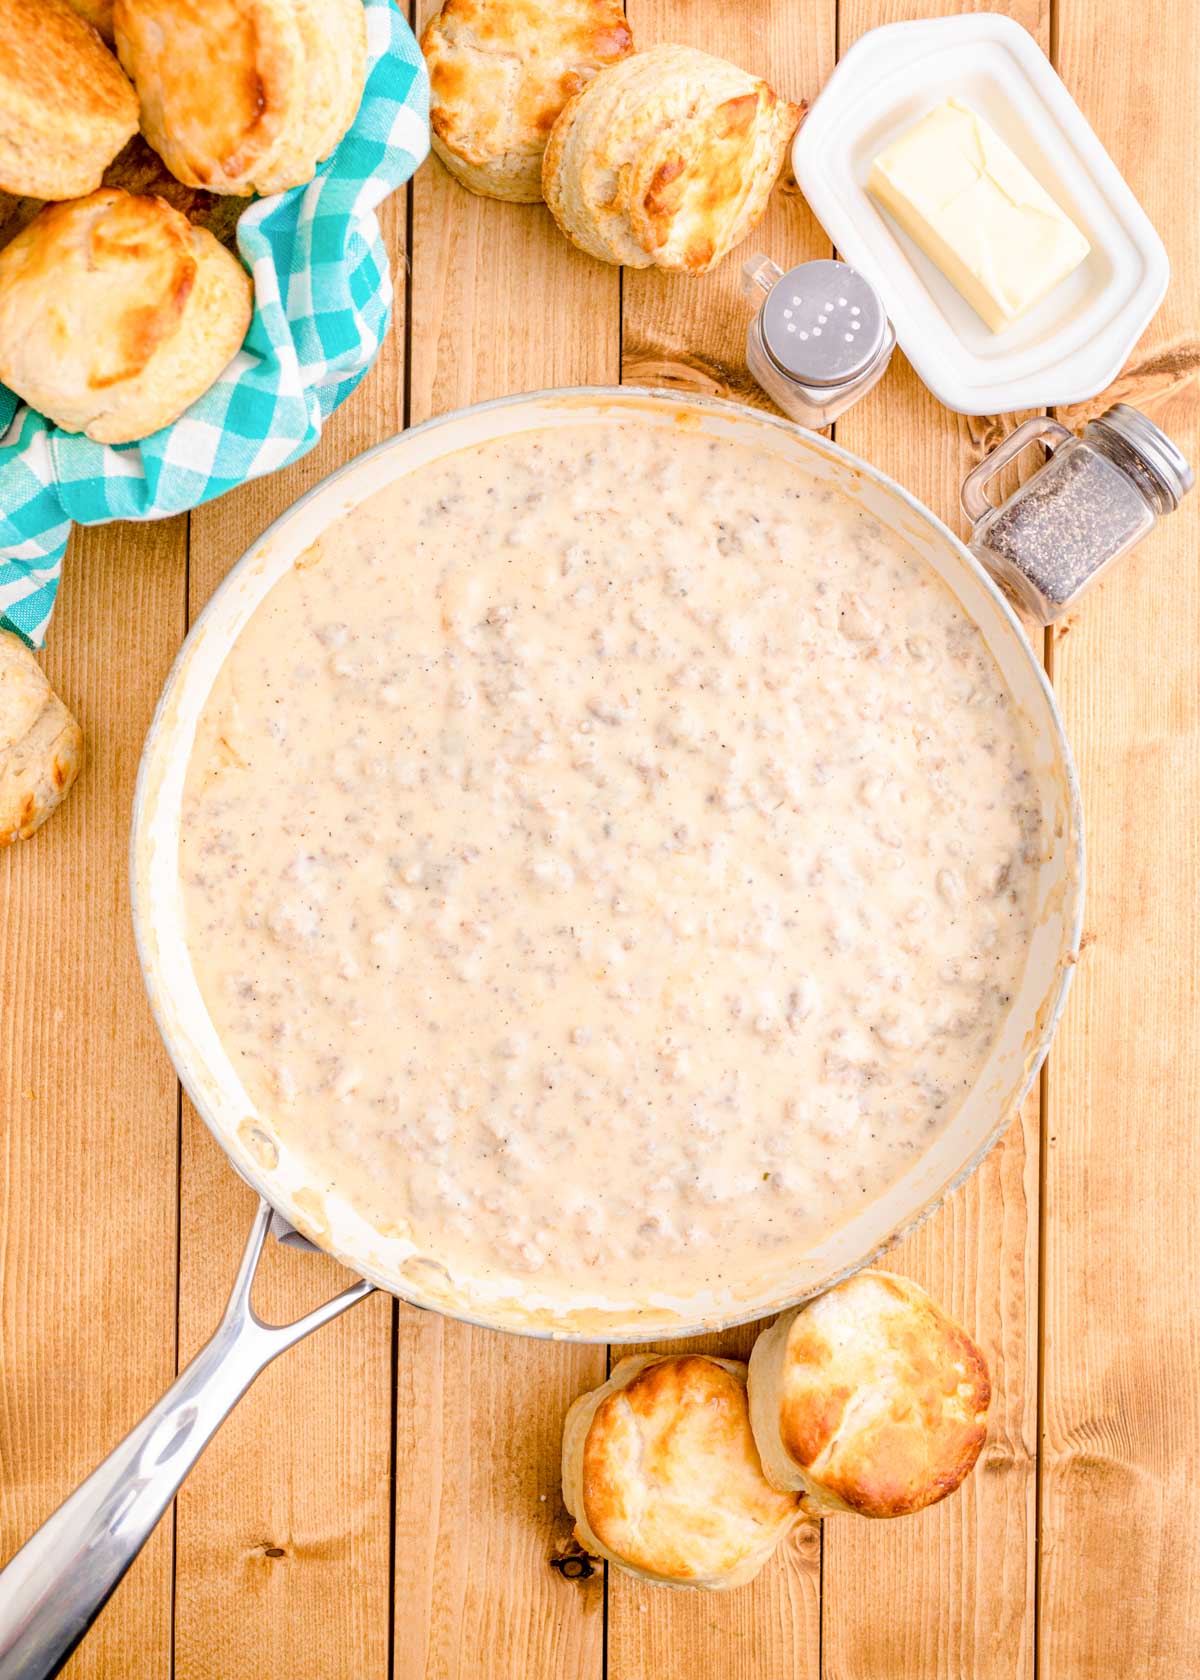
[{"left": 0, "top": 389, "right": 1084, "bottom": 1676}]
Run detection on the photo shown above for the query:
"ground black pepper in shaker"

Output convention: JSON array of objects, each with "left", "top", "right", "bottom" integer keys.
[{"left": 961, "top": 405, "right": 1193, "bottom": 625}]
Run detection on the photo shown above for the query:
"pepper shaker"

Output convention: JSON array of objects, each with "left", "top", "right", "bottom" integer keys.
[
  {"left": 962, "top": 404, "right": 1194, "bottom": 625},
  {"left": 742, "top": 254, "right": 896, "bottom": 428}
]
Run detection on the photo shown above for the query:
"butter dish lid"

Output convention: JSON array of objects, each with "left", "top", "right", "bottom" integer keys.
[{"left": 791, "top": 12, "right": 1169, "bottom": 416}]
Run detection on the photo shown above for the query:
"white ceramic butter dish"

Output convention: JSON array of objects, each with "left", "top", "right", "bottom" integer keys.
[{"left": 791, "top": 13, "right": 1168, "bottom": 415}]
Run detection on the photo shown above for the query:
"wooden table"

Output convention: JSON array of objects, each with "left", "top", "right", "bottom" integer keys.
[{"left": 3, "top": 1, "right": 1197, "bottom": 1675}]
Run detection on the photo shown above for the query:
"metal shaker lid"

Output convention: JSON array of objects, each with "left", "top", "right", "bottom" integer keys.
[
  {"left": 1092, "top": 403, "right": 1194, "bottom": 511},
  {"left": 760, "top": 259, "right": 887, "bottom": 388}
]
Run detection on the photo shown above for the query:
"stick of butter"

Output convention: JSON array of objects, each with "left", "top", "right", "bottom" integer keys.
[{"left": 867, "top": 98, "right": 1090, "bottom": 333}]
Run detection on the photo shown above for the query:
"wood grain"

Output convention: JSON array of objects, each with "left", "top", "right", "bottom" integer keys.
[
  {"left": 1038, "top": 0, "right": 1200, "bottom": 1672},
  {"left": 605, "top": 3, "right": 833, "bottom": 1676},
  {"left": 171, "top": 196, "right": 407, "bottom": 1680},
  {"left": 397, "top": 12, "right": 617, "bottom": 1676},
  {"left": 0, "top": 517, "right": 187, "bottom": 1678}
]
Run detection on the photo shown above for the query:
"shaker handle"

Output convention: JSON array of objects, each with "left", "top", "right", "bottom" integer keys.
[
  {"left": 741, "top": 252, "right": 783, "bottom": 303},
  {"left": 0, "top": 1198, "right": 374, "bottom": 1680},
  {"left": 961, "top": 417, "right": 1073, "bottom": 524}
]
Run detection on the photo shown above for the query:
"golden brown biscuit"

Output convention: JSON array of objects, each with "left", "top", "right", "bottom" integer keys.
[
  {"left": 561, "top": 1354, "right": 802, "bottom": 1589},
  {"left": 252, "top": 0, "right": 367, "bottom": 196},
  {"left": 628, "top": 81, "right": 801, "bottom": 274},
  {"left": 422, "top": 0, "right": 634, "bottom": 203},
  {"left": 543, "top": 45, "right": 803, "bottom": 274},
  {"left": 748, "top": 1271, "right": 991, "bottom": 1518},
  {"left": 0, "top": 633, "right": 83, "bottom": 846},
  {"left": 542, "top": 47, "right": 731, "bottom": 266},
  {"left": 114, "top": 0, "right": 302, "bottom": 195},
  {"left": 63, "top": 0, "right": 115, "bottom": 40},
  {"left": 114, "top": 0, "right": 366, "bottom": 197},
  {"left": 0, "top": 189, "right": 252, "bottom": 444},
  {"left": 0, "top": 0, "right": 138, "bottom": 199}
]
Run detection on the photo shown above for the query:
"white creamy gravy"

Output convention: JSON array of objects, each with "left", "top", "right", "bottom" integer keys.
[{"left": 180, "top": 421, "right": 1042, "bottom": 1306}]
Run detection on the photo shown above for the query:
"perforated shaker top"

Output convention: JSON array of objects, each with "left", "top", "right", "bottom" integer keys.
[{"left": 760, "top": 259, "right": 887, "bottom": 387}]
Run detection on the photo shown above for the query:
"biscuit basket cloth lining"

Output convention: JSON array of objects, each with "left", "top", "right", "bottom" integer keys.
[{"left": 0, "top": 0, "right": 430, "bottom": 648}]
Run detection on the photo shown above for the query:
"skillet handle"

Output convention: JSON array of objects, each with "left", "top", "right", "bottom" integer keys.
[{"left": 0, "top": 1197, "right": 374, "bottom": 1680}]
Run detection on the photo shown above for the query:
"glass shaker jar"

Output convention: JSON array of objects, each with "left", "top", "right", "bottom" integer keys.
[
  {"left": 742, "top": 254, "right": 895, "bottom": 428},
  {"left": 962, "top": 404, "right": 1194, "bottom": 625}
]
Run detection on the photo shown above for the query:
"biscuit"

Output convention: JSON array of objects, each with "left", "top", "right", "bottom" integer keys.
[
  {"left": 114, "top": 0, "right": 366, "bottom": 197},
  {"left": 422, "top": 0, "right": 634, "bottom": 203},
  {"left": 562, "top": 1353, "right": 802, "bottom": 1589},
  {"left": 543, "top": 45, "right": 803, "bottom": 274},
  {"left": 0, "top": 189, "right": 253, "bottom": 444},
  {"left": 63, "top": 0, "right": 115, "bottom": 40},
  {"left": 0, "top": 633, "right": 82, "bottom": 846},
  {"left": 748, "top": 1271, "right": 991, "bottom": 1518},
  {"left": 0, "top": 0, "right": 138, "bottom": 199},
  {"left": 627, "top": 80, "right": 801, "bottom": 274},
  {"left": 543, "top": 48, "right": 729, "bottom": 265},
  {"left": 252, "top": 0, "right": 367, "bottom": 196}
]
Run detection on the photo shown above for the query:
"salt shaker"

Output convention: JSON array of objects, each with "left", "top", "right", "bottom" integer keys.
[
  {"left": 742, "top": 254, "right": 896, "bottom": 428},
  {"left": 961, "top": 404, "right": 1194, "bottom": 625}
]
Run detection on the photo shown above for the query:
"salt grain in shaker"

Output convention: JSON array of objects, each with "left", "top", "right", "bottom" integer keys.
[
  {"left": 742, "top": 254, "right": 895, "bottom": 428},
  {"left": 962, "top": 405, "right": 1193, "bottom": 625}
]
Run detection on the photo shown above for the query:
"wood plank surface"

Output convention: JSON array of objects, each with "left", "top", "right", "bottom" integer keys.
[
  {"left": 394, "top": 13, "right": 618, "bottom": 1676},
  {"left": 0, "top": 518, "right": 188, "bottom": 1678},
  {"left": 171, "top": 195, "right": 408, "bottom": 1680},
  {"left": 1037, "top": 0, "right": 1200, "bottom": 1672}
]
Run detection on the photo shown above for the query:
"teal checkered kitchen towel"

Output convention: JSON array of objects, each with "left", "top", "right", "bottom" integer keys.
[{"left": 0, "top": 0, "right": 429, "bottom": 646}]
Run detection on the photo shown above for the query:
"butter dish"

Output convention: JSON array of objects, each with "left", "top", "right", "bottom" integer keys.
[{"left": 792, "top": 13, "right": 1168, "bottom": 415}]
